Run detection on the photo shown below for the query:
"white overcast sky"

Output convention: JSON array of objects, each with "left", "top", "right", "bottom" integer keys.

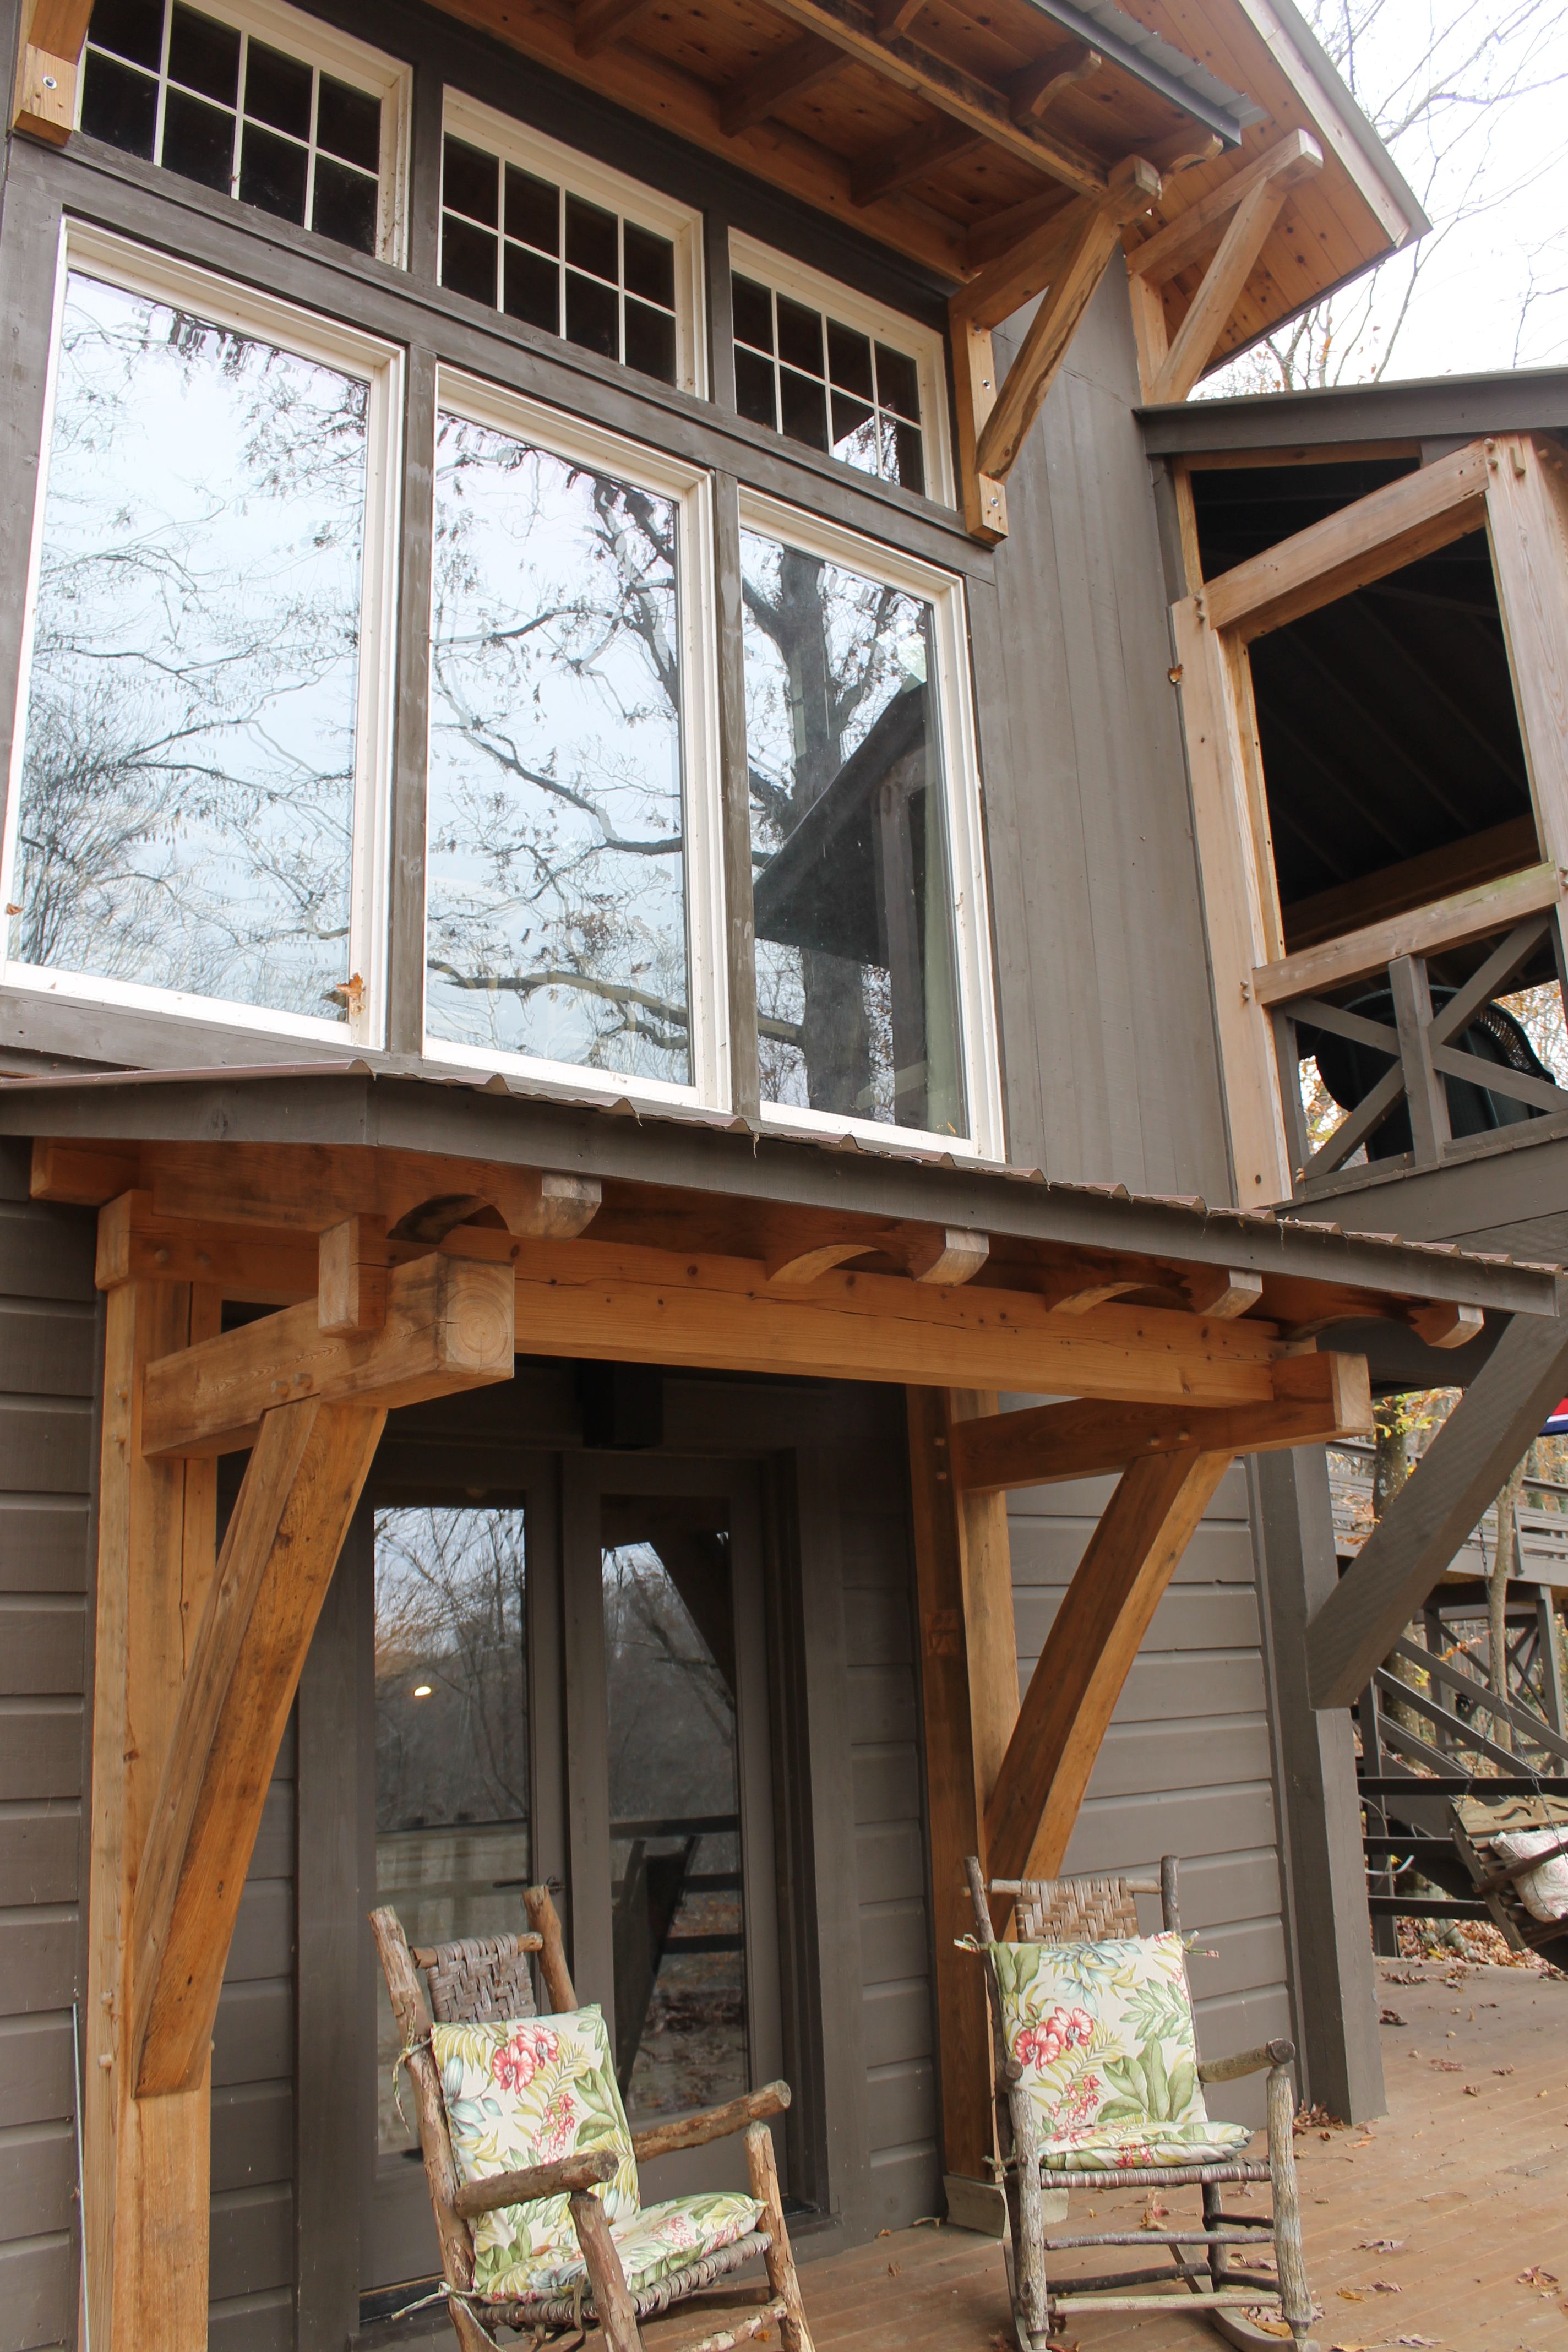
[{"left": 1208, "top": 1, "right": 1568, "bottom": 390}]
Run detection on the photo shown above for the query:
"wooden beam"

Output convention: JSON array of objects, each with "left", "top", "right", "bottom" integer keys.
[
  {"left": 130, "top": 1399, "right": 385, "bottom": 2094},
  {"left": 32, "top": 1135, "right": 141, "bottom": 1205},
  {"left": 727, "top": 0, "right": 1108, "bottom": 196},
  {"left": 573, "top": 0, "right": 660, "bottom": 55},
  {"left": 1007, "top": 39, "right": 1100, "bottom": 121},
  {"left": 1128, "top": 130, "right": 1324, "bottom": 287},
  {"left": 13, "top": 0, "right": 93, "bottom": 143},
  {"left": 1307, "top": 1280, "right": 1568, "bottom": 1708},
  {"left": 950, "top": 311, "right": 1007, "bottom": 542},
  {"left": 500, "top": 1234, "right": 1283, "bottom": 1404},
  {"left": 949, "top": 1349, "right": 1371, "bottom": 1493},
  {"left": 974, "top": 157, "right": 1161, "bottom": 481},
  {"left": 983, "top": 1449, "right": 1234, "bottom": 1884},
  {"left": 719, "top": 34, "right": 845, "bottom": 136},
  {"left": 1182, "top": 1265, "right": 1264, "bottom": 1319},
  {"left": 905, "top": 1227, "right": 989, "bottom": 1284},
  {"left": 1409, "top": 1301, "right": 1485, "bottom": 1351},
  {"left": 852, "top": 116, "right": 982, "bottom": 206},
  {"left": 84, "top": 1276, "right": 213, "bottom": 2352},
  {"left": 142, "top": 1250, "right": 515, "bottom": 1458},
  {"left": 1280, "top": 815, "right": 1540, "bottom": 954},
  {"left": 1487, "top": 436, "right": 1568, "bottom": 874},
  {"left": 907, "top": 1389, "right": 1017, "bottom": 2182},
  {"left": 318, "top": 1214, "right": 389, "bottom": 1333},
  {"left": 1146, "top": 172, "right": 1294, "bottom": 404},
  {"left": 1252, "top": 860, "right": 1564, "bottom": 1006},
  {"left": 96, "top": 1190, "right": 319, "bottom": 1304},
  {"left": 1199, "top": 440, "right": 1493, "bottom": 643}
]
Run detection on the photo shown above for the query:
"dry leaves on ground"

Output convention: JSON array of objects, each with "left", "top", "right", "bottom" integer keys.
[
  {"left": 1429, "top": 2058, "right": 1464, "bottom": 2071},
  {"left": 1358, "top": 2238, "right": 1406, "bottom": 2251},
  {"left": 1519, "top": 2265, "right": 1560, "bottom": 2285},
  {"left": 1380, "top": 2007, "right": 1407, "bottom": 2024}
]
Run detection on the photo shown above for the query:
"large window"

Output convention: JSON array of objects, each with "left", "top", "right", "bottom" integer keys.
[
  {"left": 77, "top": 0, "right": 410, "bottom": 260},
  {"left": 4, "top": 227, "right": 399, "bottom": 1041},
  {"left": 741, "top": 501, "right": 994, "bottom": 1146},
  {"left": 728, "top": 233, "right": 950, "bottom": 505},
  {"left": 438, "top": 95, "right": 704, "bottom": 396},
  {"left": 423, "top": 375, "right": 723, "bottom": 1106}
]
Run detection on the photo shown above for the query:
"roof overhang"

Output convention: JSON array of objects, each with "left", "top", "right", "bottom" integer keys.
[{"left": 1140, "top": 367, "right": 1568, "bottom": 456}]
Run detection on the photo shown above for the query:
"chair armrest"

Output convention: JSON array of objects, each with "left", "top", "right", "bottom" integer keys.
[
  {"left": 1197, "top": 2037, "right": 1295, "bottom": 2086},
  {"left": 630, "top": 2081, "right": 791, "bottom": 2163},
  {"left": 451, "top": 2147, "right": 616, "bottom": 2220}
]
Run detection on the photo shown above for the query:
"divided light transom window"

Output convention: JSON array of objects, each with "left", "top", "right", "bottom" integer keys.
[
  {"left": 78, "top": 0, "right": 410, "bottom": 261},
  {"left": 438, "top": 94, "right": 705, "bottom": 398},
  {"left": 728, "top": 232, "right": 951, "bottom": 507}
]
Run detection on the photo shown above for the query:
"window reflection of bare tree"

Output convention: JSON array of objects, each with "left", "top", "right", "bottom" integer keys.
[
  {"left": 15, "top": 280, "right": 369, "bottom": 1018},
  {"left": 375, "top": 1507, "right": 528, "bottom": 1835}
]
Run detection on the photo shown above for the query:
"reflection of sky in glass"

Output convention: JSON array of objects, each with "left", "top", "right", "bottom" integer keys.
[
  {"left": 742, "top": 530, "right": 965, "bottom": 1135},
  {"left": 425, "top": 416, "right": 689, "bottom": 1086},
  {"left": 12, "top": 271, "right": 368, "bottom": 1019}
]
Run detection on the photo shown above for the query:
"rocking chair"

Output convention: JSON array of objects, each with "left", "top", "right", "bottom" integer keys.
[
  {"left": 963, "top": 1857, "right": 1316, "bottom": 2350},
  {"left": 370, "top": 1887, "right": 815, "bottom": 2352}
]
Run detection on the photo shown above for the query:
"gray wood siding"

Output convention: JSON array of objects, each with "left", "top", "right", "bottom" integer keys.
[
  {"left": 981, "top": 262, "right": 1233, "bottom": 1205},
  {"left": 1008, "top": 1460, "right": 1288, "bottom": 2128},
  {"left": 0, "top": 1142, "right": 94, "bottom": 2352}
]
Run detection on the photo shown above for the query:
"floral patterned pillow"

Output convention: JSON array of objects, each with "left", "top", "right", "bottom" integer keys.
[
  {"left": 990, "top": 1932, "right": 1254, "bottom": 2171},
  {"left": 433, "top": 2006, "right": 640, "bottom": 2298},
  {"left": 1493, "top": 1827, "right": 1568, "bottom": 1921}
]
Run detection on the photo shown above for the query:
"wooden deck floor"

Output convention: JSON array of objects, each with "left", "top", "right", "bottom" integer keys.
[{"left": 796, "top": 1957, "right": 1568, "bottom": 2352}]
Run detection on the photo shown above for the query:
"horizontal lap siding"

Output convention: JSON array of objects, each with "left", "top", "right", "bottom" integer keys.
[
  {"left": 1008, "top": 1461, "right": 1288, "bottom": 2130},
  {"left": 0, "top": 1148, "right": 96, "bottom": 2352},
  {"left": 837, "top": 1444, "right": 939, "bottom": 2233}
]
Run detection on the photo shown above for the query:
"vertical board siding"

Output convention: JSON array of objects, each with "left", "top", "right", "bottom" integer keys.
[
  {"left": 836, "top": 1459, "right": 940, "bottom": 2231},
  {"left": 1008, "top": 1460, "right": 1288, "bottom": 2128},
  {"left": 983, "top": 262, "right": 1232, "bottom": 1202},
  {"left": 0, "top": 1147, "right": 95, "bottom": 2352},
  {"left": 210, "top": 1724, "right": 296, "bottom": 2352}
]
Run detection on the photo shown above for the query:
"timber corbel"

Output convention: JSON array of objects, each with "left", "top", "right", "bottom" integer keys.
[
  {"left": 950, "top": 157, "right": 1161, "bottom": 541},
  {"left": 12, "top": 0, "right": 92, "bottom": 143},
  {"left": 1127, "top": 130, "right": 1324, "bottom": 404}
]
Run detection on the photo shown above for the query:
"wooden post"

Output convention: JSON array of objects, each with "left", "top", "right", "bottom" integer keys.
[
  {"left": 84, "top": 1273, "right": 214, "bottom": 2352},
  {"left": 906, "top": 1389, "right": 1017, "bottom": 2188}
]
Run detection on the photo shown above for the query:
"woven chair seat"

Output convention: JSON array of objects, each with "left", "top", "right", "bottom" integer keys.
[
  {"left": 487, "top": 2229, "right": 773, "bottom": 2326},
  {"left": 1038, "top": 2157, "right": 1270, "bottom": 2190},
  {"left": 1012, "top": 1873, "right": 1141, "bottom": 1942},
  {"left": 412, "top": 1931, "right": 541, "bottom": 2023}
]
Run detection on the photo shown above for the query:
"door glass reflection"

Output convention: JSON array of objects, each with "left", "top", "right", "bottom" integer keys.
[
  {"left": 374, "top": 1505, "right": 529, "bottom": 2155},
  {"left": 602, "top": 1497, "right": 747, "bottom": 2121}
]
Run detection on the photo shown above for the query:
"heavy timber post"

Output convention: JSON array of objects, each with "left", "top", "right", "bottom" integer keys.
[
  {"left": 85, "top": 1276, "right": 217, "bottom": 2348},
  {"left": 907, "top": 1389, "right": 1017, "bottom": 2189}
]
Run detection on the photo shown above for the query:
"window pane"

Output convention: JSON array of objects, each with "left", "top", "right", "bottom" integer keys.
[
  {"left": 244, "top": 39, "right": 312, "bottom": 138},
  {"left": 734, "top": 345, "right": 776, "bottom": 430},
  {"left": 505, "top": 164, "right": 559, "bottom": 255},
  {"left": 237, "top": 120, "right": 308, "bottom": 223},
  {"left": 316, "top": 73, "right": 380, "bottom": 170},
  {"left": 565, "top": 192, "right": 618, "bottom": 282},
  {"left": 776, "top": 293, "right": 821, "bottom": 376},
  {"left": 441, "top": 212, "right": 498, "bottom": 304},
  {"left": 503, "top": 241, "right": 559, "bottom": 333},
  {"left": 565, "top": 268, "right": 618, "bottom": 360},
  {"left": 778, "top": 366, "right": 827, "bottom": 453},
  {"left": 167, "top": 3, "right": 239, "bottom": 104},
  {"left": 89, "top": 0, "right": 164, "bottom": 70},
  {"left": 742, "top": 532, "right": 967, "bottom": 1135},
  {"left": 623, "top": 297, "right": 676, "bottom": 386},
  {"left": 426, "top": 415, "right": 691, "bottom": 1087},
  {"left": 623, "top": 221, "right": 674, "bottom": 309},
  {"left": 443, "top": 133, "right": 498, "bottom": 226},
  {"left": 603, "top": 1502, "right": 746, "bottom": 2118},
  {"left": 312, "top": 155, "right": 378, "bottom": 254},
  {"left": 161, "top": 85, "right": 235, "bottom": 190},
  {"left": 826, "top": 319, "right": 872, "bottom": 400},
  {"left": 874, "top": 341, "right": 921, "bottom": 421},
  {"left": 375, "top": 1505, "right": 529, "bottom": 2156},
  {"left": 13, "top": 272, "right": 368, "bottom": 1021},
  {"left": 731, "top": 274, "right": 773, "bottom": 353},
  {"left": 80, "top": 51, "right": 158, "bottom": 154}
]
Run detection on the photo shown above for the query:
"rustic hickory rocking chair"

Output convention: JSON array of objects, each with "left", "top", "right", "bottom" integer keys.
[
  {"left": 370, "top": 1886, "right": 814, "bottom": 2352},
  {"left": 963, "top": 1856, "right": 1315, "bottom": 2351}
]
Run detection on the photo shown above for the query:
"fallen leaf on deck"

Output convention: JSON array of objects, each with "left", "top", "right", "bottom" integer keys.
[
  {"left": 1379, "top": 2008, "right": 1406, "bottom": 2024},
  {"left": 1519, "top": 2267, "right": 1559, "bottom": 2286},
  {"left": 1391, "top": 2337, "right": 1440, "bottom": 2347},
  {"left": 1463, "top": 2083, "right": 1482, "bottom": 2096},
  {"left": 886, "top": 2261, "right": 900, "bottom": 2277},
  {"left": 1366, "top": 2279, "right": 1403, "bottom": 2293},
  {"left": 1351, "top": 2133, "right": 1375, "bottom": 2144},
  {"left": 1358, "top": 2239, "right": 1405, "bottom": 2252},
  {"left": 1337, "top": 2289, "right": 1365, "bottom": 2302},
  {"left": 1429, "top": 2058, "right": 1463, "bottom": 2071},
  {"left": 1494, "top": 2065, "right": 1515, "bottom": 2076}
]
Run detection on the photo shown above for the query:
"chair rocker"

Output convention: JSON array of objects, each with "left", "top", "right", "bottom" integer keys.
[
  {"left": 371, "top": 1886, "right": 815, "bottom": 2352},
  {"left": 962, "top": 1856, "right": 1317, "bottom": 2351}
]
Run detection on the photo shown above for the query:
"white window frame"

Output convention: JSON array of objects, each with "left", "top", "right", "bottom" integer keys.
[
  {"left": 737, "top": 490, "right": 1003, "bottom": 1162},
  {"left": 729, "top": 230, "right": 954, "bottom": 510},
  {"left": 424, "top": 368, "right": 727, "bottom": 1113},
  {"left": 441, "top": 91, "right": 707, "bottom": 401},
  {"left": 1, "top": 220, "right": 404, "bottom": 1049},
  {"left": 74, "top": 0, "right": 413, "bottom": 266}
]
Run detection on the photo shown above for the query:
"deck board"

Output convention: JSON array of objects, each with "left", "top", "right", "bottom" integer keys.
[{"left": 785, "top": 1956, "right": 1568, "bottom": 2350}]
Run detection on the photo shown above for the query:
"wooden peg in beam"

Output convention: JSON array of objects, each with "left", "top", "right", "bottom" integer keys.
[
  {"left": 1409, "top": 1300, "right": 1485, "bottom": 1350},
  {"left": 1182, "top": 1266, "right": 1264, "bottom": 1320},
  {"left": 318, "top": 1215, "right": 390, "bottom": 1334},
  {"left": 903, "top": 1228, "right": 989, "bottom": 1285}
]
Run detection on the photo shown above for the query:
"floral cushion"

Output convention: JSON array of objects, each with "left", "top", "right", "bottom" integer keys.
[
  {"left": 433, "top": 2006, "right": 765, "bottom": 2302},
  {"left": 990, "top": 1932, "right": 1254, "bottom": 2173},
  {"left": 1493, "top": 1827, "right": 1568, "bottom": 1922}
]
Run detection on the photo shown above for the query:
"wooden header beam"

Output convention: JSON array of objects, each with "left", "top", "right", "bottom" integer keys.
[{"left": 13, "top": 0, "right": 92, "bottom": 144}]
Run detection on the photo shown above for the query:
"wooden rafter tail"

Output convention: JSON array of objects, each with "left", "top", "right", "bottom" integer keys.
[
  {"left": 129, "top": 1399, "right": 386, "bottom": 2095},
  {"left": 572, "top": 0, "right": 660, "bottom": 57},
  {"left": 719, "top": 33, "right": 844, "bottom": 137},
  {"left": 13, "top": 0, "right": 94, "bottom": 142},
  {"left": 983, "top": 1447, "right": 1233, "bottom": 1888},
  {"left": 971, "top": 156, "right": 1161, "bottom": 487}
]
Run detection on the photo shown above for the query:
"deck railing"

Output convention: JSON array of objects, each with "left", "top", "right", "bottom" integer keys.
[{"left": 1265, "top": 906, "right": 1568, "bottom": 1196}]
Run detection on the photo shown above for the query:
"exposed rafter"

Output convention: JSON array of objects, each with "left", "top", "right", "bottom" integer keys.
[{"left": 719, "top": 32, "right": 846, "bottom": 137}]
